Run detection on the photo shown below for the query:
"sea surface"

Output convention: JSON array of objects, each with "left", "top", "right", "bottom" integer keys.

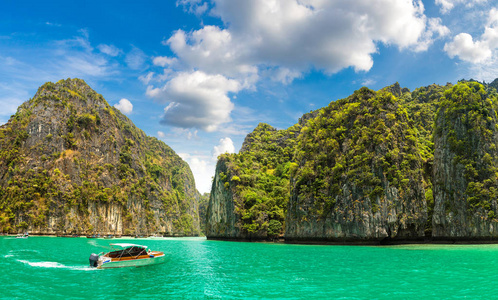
[{"left": 1, "top": 236, "right": 497, "bottom": 299}]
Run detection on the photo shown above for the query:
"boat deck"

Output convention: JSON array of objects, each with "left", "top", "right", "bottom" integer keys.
[{"left": 109, "top": 251, "right": 164, "bottom": 262}]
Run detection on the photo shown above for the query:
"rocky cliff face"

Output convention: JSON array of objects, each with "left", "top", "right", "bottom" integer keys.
[
  {"left": 206, "top": 80, "right": 498, "bottom": 244},
  {"left": 205, "top": 123, "right": 302, "bottom": 240},
  {"left": 0, "top": 79, "right": 201, "bottom": 236},
  {"left": 286, "top": 87, "right": 428, "bottom": 243},
  {"left": 432, "top": 82, "right": 498, "bottom": 240},
  {"left": 205, "top": 157, "right": 240, "bottom": 239}
]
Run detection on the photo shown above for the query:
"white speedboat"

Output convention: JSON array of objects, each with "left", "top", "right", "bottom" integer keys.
[
  {"left": 89, "top": 243, "right": 165, "bottom": 269},
  {"left": 16, "top": 233, "right": 28, "bottom": 239}
]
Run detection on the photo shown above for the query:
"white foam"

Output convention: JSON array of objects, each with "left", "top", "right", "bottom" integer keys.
[{"left": 17, "top": 260, "right": 96, "bottom": 271}]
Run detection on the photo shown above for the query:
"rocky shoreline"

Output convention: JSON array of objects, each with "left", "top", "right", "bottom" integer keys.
[{"left": 207, "top": 236, "right": 498, "bottom": 245}]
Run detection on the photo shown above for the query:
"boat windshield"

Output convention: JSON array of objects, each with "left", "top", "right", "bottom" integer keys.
[{"left": 108, "top": 246, "right": 147, "bottom": 258}]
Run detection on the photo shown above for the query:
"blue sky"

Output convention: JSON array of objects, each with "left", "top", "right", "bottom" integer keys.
[{"left": 1, "top": 0, "right": 497, "bottom": 193}]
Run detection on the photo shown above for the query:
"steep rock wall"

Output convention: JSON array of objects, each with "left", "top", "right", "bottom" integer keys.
[
  {"left": 432, "top": 82, "right": 498, "bottom": 240},
  {"left": 286, "top": 87, "right": 428, "bottom": 243},
  {"left": 205, "top": 158, "right": 240, "bottom": 239},
  {"left": 0, "top": 79, "right": 201, "bottom": 236}
]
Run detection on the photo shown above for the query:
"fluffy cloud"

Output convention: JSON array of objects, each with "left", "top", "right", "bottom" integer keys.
[
  {"left": 444, "top": 8, "right": 498, "bottom": 64},
  {"left": 483, "top": 8, "right": 498, "bottom": 49},
  {"left": 114, "top": 98, "right": 133, "bottom": 114},
  {"left": 178, "top": 152, "right": 213, "bottom": 193},
  {"left": 170, "top": 0, "right": 441, "bottom": 76},
  {"left": 212, "top": 137, "right": 235, "bottom": 159},
  {"left": 167, "top": 26, "right": 258, "bottom": 85},
  {"left": 444, "top": 33, "right": 492, "bottom": 63},
  {"left": 147, "top": 71, "right": 240, "bottom": 131},
  {"left": 148, "top": 0, "right": 445, "bottom": 132},
  {"left": 178, "top": 137, "right": 236, "bottom": 193}
]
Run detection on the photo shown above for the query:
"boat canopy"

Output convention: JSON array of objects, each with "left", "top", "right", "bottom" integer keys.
[{"left": 110, "top": 243, "right": 147, "bottom": 249}]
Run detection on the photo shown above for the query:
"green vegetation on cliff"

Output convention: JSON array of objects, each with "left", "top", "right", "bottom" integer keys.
[
  {"left": 436, "top": 82, "right": 498, "bottom": 212},
  {"left": 432, "top": 82, "right": 498, "bottom": 238},
  {"left": 293, "top": 87, "right": 423, "bottom": 215},
  {"left": 215, "top": 123, "right": 301, "bottom": 238},
  {"left": 207, "top": 80, "right": 498, "bottom": 242},
  {"left": 0, "top": 79, "right": 201, "bottom": 235}
]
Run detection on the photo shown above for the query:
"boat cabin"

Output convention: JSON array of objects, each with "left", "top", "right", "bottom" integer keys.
[{"left": 107, "top": 244, "right": 148, "bottom": 258}]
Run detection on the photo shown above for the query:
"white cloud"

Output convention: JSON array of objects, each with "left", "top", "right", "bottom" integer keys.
[
  {"left": 0, "top": 79, "right": 31, "bottom": 123},
  {"left": 435, "top": 0, "right": 487, "bottom": 14},
  {"left": 59, "top": 54, "right": 111, "bottom": 77},
  {"left": 148, "top": 0, "right": 442, "bottom": 132},
  {"left": 97, "top": 44, "right": 122, "bottom": 57},
  {"left": 178, "top": 137, "right": 235, "bottom": 193},
  {"left": 55, "top": 29, "right": 93, "bottom": 52},
  {"left": 270, "top": 67, "right": 303, "bottom": 85},
  {"left": 489, "top": 8, "right": 498, "bottom": 26},
  {"left": 114, "top": 98, "right": 133, "bottom": 115},
  {"left": 171, "top": 128, "right": 199, "bottom": 140},
  {"left": 178, "top": 152, "right": 215, "bottom": 194},
  {"left": 125, "top": 46, "right": 147, "bottom": 70},
  {"left": 0, "top": 30, "right": 122, "bottom": 124},
  {"left": 467, "top": 55, "right": 498, "bottom": 83},
  {"left": 444, "top": 33, "right": 492, "bottom": 63},
  {"left": 147, "top": 71, "right": 241, "bottom": 132},
  {"left": 415, "top": 18, "right": 450, "bottom": 51},
  {"left": 157, "top": 128, "right": 199, "bottom": 140},
  {"left": 177, "top": 0, "right": 209, "bottom": 16},
  {"left": 361, "top": 79, "right": 376, "bottom": 86},
  {"left": 444, "top": 9, "right": 498, "bottom": 64},
  {"left": 483, "top": 8, "right": 498, "bottom": 49},
  {"left": 152, "top": 56, "right": 178, "bottom": 67},
  {"left": 139, "top": 72, "right": 155, "bottom": 85},
  {"left": 212, "top": 137, "right": 235, "bottom": 160},
  {"left": 0, "top": 95, "right": 24, "bottom": 125},
  {"left": 167, "top": 26, "right": 258, "bottom": 82},
  {"left": 200, "top": 0, "right": 433, "bottom": 73},
  {"left": 162, "top": 0, "right": 441, "bottom": 77},
  {"left": 45, "top": 32, "right": 117, "bottom": 78}
]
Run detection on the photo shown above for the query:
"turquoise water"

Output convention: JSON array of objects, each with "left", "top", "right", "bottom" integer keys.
[{"left": 1, "top": 237, "right": 497, "bottom": 299}]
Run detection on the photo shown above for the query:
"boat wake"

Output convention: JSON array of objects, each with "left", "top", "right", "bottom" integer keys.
[
  {"left": 17, "top": 259, "right": 96, "bottom": 271},
  {"left": 10, "top": 249, "right": 40, "bottom": 254},
  {"left": 3, "top": 250, "right": 39, "bottom": 259}
]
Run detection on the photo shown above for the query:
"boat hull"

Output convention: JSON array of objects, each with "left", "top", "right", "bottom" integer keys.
[{"left": 99, "top": 254, "right": 166, "bottom": 269}]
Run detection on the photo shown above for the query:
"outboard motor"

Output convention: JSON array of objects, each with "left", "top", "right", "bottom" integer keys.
[{"left": 89, "top": 253, "right": 99, "bottom": 268}]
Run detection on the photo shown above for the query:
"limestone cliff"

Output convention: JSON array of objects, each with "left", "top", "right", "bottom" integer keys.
[
  {"left": 206, "top": 86, "right": 431, "bottom": 243},
  {"left": 206, "top": 79, "right": 498, "bottom": 244},
  {"left": 0, "top": 79, "right": 201, "bottom": 236},
  {"left": 205, "top": 156, "right": 240, "bottom": 239},
  {"left": 206, "top": 123, "right": 302, "bottom": 240},
  {"left": 286, "top": 87, "right": 428, "bottom": 243},
  {"left": 432, "top": 82, "right": 498, "bottom": 240}
]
